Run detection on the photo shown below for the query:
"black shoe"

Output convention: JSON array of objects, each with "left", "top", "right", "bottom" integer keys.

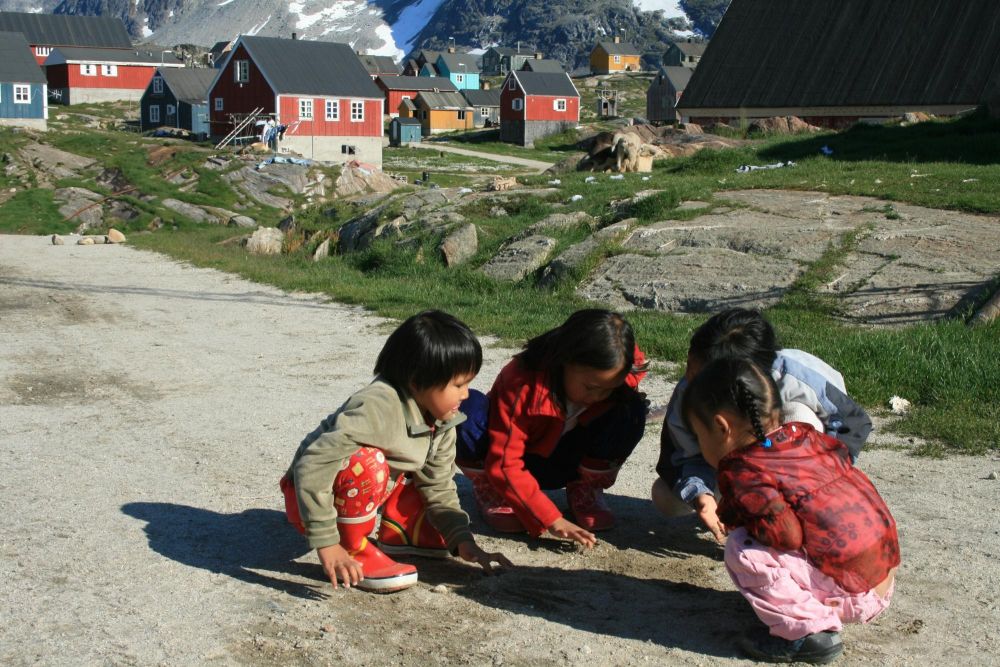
[{"left": 739, "top": 627, "right": 843, "bottom": 664}]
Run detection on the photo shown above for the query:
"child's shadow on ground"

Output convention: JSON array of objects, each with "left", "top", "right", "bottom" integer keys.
[
  {"left": 121, "top": 502, "right": 326, "bottom": 600},
  {"left": 416, "top": 560, "right": 751, "bottom": 658}
]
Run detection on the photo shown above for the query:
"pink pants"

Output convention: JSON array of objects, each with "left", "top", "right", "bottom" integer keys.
[{"left": 725, "top": 528, "right": 894, "bottom": 641}]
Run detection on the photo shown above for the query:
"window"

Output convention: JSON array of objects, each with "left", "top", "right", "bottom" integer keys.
[
  {"left": 554, "top": 98, "right": 567, "bottom": 112},
  {"left": 481, "top": 107, "right": 489, "bottom": 116},
  {"left": 152, "top": 77, "right": 163, "bottom": 94},
  {"left": 456, "top": 74, "right": 464, "bottom": 84},
  {"left": 102, "top": 64, "right": 117, "bottom": 77},
  {"left": 613, "top": 55, "right": 621, "bottom": 64},
  {"left": 507, "top": 78, "right": 516, "bottom": 91},
  {"left": 299, "top": 99, "right": 313, "bottom": 119},
  {"left": 234, "top": 60, "right": 249, "bottom": 83},
  {"left": 81, "top": 64, "right": 96, "bottom": 76},
  {"left": 35, "top": 46, "right": 52, "bottom": 57},
  {"left": 167, "top": 104, "right": 176, "bottom": 116},
  {"left": 149, "top": 105, "right": 160, "bottom": 123},
  {"left": 351, "top": 101, "right": 364, "bottom": 122},
  {"left": 14, "top": 85, "right": 30, "bottom": 104},
  {"left": 458, "top": 110, "right": 466, "bottom": 120},
  {"left": 401, "top": 95, "right": 411, "bottom": 101},
  {"left": 341, "top": 145, "right": 357, "bottom": 155},
  {"left": 214, "top": 97, "right": 223, "bottom": 111},
  {"left": 512, "top": 98, "right": 523, "bottom": 111},
  {"left": 325, "top": 99, "right": 339, "bottom": 121}
]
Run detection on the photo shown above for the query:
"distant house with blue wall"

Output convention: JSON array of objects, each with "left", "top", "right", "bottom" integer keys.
[
  {"left": 0, "top": 31, "right": 47, "bottom": 131},
  {"left": 141, "top": 67, "right": 215, "bottom": 137},
  {"left": 431, "top": 50, "right": 479, "bottom": 91}
]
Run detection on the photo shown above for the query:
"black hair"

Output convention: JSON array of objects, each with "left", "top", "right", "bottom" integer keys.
[
  {"left": 518, "top": 309, "right": 643, "bottom": 405},
  {"left": 374, "top": 310, "right": 482, "bottom": 391},
  {"left": 682, "top": 357, "right": 782, "bottom": 445},
  {"left": 688, "top": 308, "right": 779, "bottom": 370}
]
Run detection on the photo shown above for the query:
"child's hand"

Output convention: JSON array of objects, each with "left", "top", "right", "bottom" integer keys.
[
  {"left": 693, "top": 494, "right": 727, "bottom": 543},
  {"left": 317, "top": 543, "right": 364, "bottom": 589},
  {"left": 456, "top": 540, "right": 513, "bottom": 574},
  {"left": 547, "top": 517, "right": 597, "bottom": 548}
]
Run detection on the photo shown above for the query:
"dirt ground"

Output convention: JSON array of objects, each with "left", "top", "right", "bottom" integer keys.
[{"left": 1, "top": 234, "right": 998, "bottom": 666}]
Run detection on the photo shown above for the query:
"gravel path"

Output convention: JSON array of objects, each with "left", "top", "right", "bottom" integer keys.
[
  {"left": 1, "top": 235, "right": 997, "bottom": 666},
  {"left": 410, "top": 141, "right": 557, "bottom": 172}
]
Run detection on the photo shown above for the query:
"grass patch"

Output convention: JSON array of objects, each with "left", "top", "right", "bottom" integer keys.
[{"left": 0, "top": 189, "right": 68, "bottom": 234}]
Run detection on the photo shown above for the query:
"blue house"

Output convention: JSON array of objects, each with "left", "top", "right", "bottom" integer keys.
[
  {"left": 433, "top": 51, "right": 479, "bottom": 91},
  {"left": 0, "top": 31, "right": 47, "bottom": 131},
  {"left": 388, "top": 116, "right": 422, "bottom": 146}
]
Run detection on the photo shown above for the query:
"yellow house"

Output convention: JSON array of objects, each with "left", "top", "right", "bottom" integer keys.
[
  {"left": 412, "top": 90, "right": 474, "bottom": 135},
  {"left": 590, "top": 36, "right": 642, "bottom": 74}
]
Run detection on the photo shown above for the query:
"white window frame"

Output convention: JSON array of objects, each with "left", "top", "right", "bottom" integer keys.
[
  {"left": 613, "top": 55, "right": 621, "bottom": 64},
  {"left": 214, "top": 97, "right": 223, "bottom": 111},
  {"left": 325, "top": 99, "right": 339, "bottom": 121},
  {"left": 512, "top": 98, "right": 523, "bottom": 111},
  {"left": 152, "top": 77, "right": 163, "bottom": 94},
  {"left": 149, "top": 105, "right": 160, "bottom": 123},
  {"left": 13, "top": 85, "right": 30, "bottom": 104},
  {"left": 35, "top": 46, "right": 52, "bottom": 57},
  {"left": 234, "top": 60, "right": 249, "bottom": 83},
  {"left": 299, "top": 98, "right": 314, "bottom": 120},
  {"left": 507, "top": 78, "right": 516, "bottom": 91},
  {"left": 481, "top": 107, "right": 489, "bottom": 116},
  {"left": 81, "top": 64, "right": 96, "bottom": 76},
  {"left": 351, "top": 100, "right": 364, "bottom": 122},
  {"left": 102, "top": 64, "right": 117, "bottom": 77},
  {"left": 553, "top": 98, "right": 567, "bottom": 112}
]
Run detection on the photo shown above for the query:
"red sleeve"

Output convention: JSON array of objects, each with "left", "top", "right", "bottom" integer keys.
[
  {"left": 719, "top": 462, "right": 803, "bottom": 551},
  {"left": 484, "top": 373, "right": 562, "bottom": 536},
  {"left": 626, "top": 344, "right": 647, "bottom": 389}
]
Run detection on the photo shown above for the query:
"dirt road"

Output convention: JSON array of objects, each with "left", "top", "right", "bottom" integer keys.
[{"left": 1, "top": 235, "right": 997, "bottom": 666}]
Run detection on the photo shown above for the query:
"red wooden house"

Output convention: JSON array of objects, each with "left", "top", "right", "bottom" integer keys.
[
  {"left": 376, "top": 75, "right": 457, "bottom": 118},
  {"left": 499, "top": 70, "right": 580, "bottom": 146},
  {"left": 209, "top": 36, "right": 384, "bottom": 165},
  {"left": 44, "top": 46, "right": 182, "bottom": 105},
  {"left": 0, "top": 11, "right": 131, "bottom": 66}
]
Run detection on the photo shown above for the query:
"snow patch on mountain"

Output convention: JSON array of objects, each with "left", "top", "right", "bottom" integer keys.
[{"left": 391, "top": 0, "right": 446, "bottom": 54}]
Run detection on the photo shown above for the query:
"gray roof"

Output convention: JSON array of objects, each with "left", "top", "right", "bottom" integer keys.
[
  {"left": 378, "top": 75, "right": 457, "bottom": 92},
  {"left": 415, "top": 50, "right": 441, "bottom": 64},
  {"left": 438, "top": 52, "right": 478, "bottom": 72},
  {"left": 511, "top": 71, "right": 579, "bottom": 97},
  {"left": 416, "top": 90, "right": 472, "bottom": 110},
  {"left": 48, "top": 46, "right": 182, "bottom": 65},
  {"left": 393, "top": 117, "right": 421, "bottom": 125},
  {"left": 0, "top": 11, "right": 131, "bottom": 49},
  {"left": 596, "top": 40, "right": 640, "bottom": 56},
  {"left": 462, "top": 88, "right": 501, "bottom": 107},
  {"left": 679, "top": 0, "right": 1000, "bottom": 111},
  {"left": 489, "top": 46, "right": 537, "bottom": 57},
  {"left": 359, "top": 54, "right": 399, "bottom": 75},
  {"left": 0, "top": 31, "right": 45, "bottom": 83},
  {"left": 422, "top": 63, "right": 440, "bottom": 76},
  {"left": 157, "top": 67, "right": 216, "bottom": 104},
  {"left": 521, "top": 58, "right": 564, "bottom": 73},
  {"left": 237, "top": 36, "right": 382, "bottom": 98},
  {"left": 656, "top": 66, "right": 693, "bottom": 89},
  {"left": 671, "top": 40, "right": 707, "bottom": 57}
]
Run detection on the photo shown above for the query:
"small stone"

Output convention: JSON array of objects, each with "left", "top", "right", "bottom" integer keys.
[
  {"left": 889, "top": 396, "right": 911, "bottom": 415},
  {"left": 580, "top": 645, "right": 592, "bottom": 655},
  {"left": 988, "top": 471, "right": 999, "bottom": 480},
  {"left": 320, "top": 624, "right": 336, "bottom": 634},
  {"left": 51, "top": 234, "right": 64, "bottom": 245},
  {"left": 77, "top": 237, "right": 95, "bottom": 245},
  {"left": 431, "top": 584, "right": 449, "bottom": 594},
  {"left": 107, "top": 228, "right": 126, "bottom": 243}
]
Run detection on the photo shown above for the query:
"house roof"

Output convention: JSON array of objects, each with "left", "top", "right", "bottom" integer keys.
[
  {"left": 679, "top": 0, "right": 1000, "bottom": 112},
  {"left": 595, "top": 40, "right": 640, "bottom": 56},
  {"left": 521, "top": 58, "right": 564, "bottom": 73},
  {"left": 656, "top": 66, "right": 693, "bottom": 89},
  {"left": 230, "top": 36, "right": 382, "bottom": 99},
  {"left": 415, "top": 50, "right": 441, "bottom": 64},
  {"left": 358, "top": 54, "right": 399, "bottom": 75},
  {"left": 0, "top": 31, "right": 45, "bottom": 83},
  {"left": 462, "top": 88, "right": 501, "bottom": 107},
  {"left": 379, "top": 75, "right": 457, "bottom": 92},
  {"left": 510, "top": 71, "right": 580, "bottom": 97},
  {"left": 45, "top": 46, "right": 183, "bottom": 66},
  {"left": 438, "top": 52, "right": 479, "bottom": 73},
  {"left": 489, "top": 46, "right": 537, "bottom": 57},
  {"left": 422, "top": 63, "right": 440, "bottom": 76},
  {"left": 416, "top": 90, "right": 472, "bottom": 110},
  {"left": 0, "top": 11, "right": 131, "bottom": 49},
  {"left": 400, "top": 98, "right": 417, "bottom": 112},
  {"left": 393, "top": 117, "right": 422, "bottom": 125},
  {"left": 157, "top": 67, "right": 216, "bottom": 104},
  {"left": 671, "top": 40, "right": 707, "bottom": 57}
]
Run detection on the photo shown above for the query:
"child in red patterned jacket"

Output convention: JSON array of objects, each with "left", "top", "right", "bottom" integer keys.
[{"left": 682, "top": 357, "right": 899, "bottom": 665}]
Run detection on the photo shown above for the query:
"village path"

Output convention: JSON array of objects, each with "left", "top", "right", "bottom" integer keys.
[
  {"left": 0, "top": 234, "right": 997, "bottom": 666},
  {"left": 408, "top": 140, "right": 557, "bottom": 173}
]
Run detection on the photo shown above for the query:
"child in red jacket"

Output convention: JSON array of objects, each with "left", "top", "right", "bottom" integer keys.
[
  {"left": 682, "top": 357, "right": 899, "bottom": 664},
  {"left": 456, "top": 309, "right": 648, "bottom": 547}
]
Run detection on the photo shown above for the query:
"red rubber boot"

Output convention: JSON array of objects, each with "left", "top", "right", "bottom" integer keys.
[
  {"left": 337, "top": 516, "right": 418, "bottom": 593},
  {"left": 377, "top": 477, "right": 450, "bottom": 558},
  {"left": 566, "top": 459, "right": 620, "bottom": 532},
  {"left": 459, "top": 465, "right": 525, "bottom": 533}
]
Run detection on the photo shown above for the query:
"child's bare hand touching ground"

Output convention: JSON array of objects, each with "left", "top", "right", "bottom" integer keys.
[
  {"left": 456, "top": 541, "right": 513, "bottom": 574},
  {"left": 547, "top": 517, "right": 597, "bottom": 548},
  {"left": 317, "top": 544, "right": 364, "bottom": 589},
  {"left": 693, "top": 493, "right": 727, "bottom": 543}
]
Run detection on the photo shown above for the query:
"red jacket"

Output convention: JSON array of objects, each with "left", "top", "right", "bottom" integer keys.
[
  {"left": 718, "top": 422, "right": 900, "bottom": 593},
  {"left": 484, "top": 348, "right": 646, "bottom": 535}
]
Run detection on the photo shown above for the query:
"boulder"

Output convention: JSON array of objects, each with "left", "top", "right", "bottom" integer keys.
[
  {"left": 335, "top": 164, "right": 403, "bottom": 198},
  {"left": 246, "top": 227, "right": 284, "bottom": 256},
  {"left": 539, "top": 219, "right": 636, "bottom": 287},
  {"left": 54, "top": 187, "right": 104, "bottom": 233},
  {"left": 440, "top": 224, "right": 478, "bottom": 267},
  {"left": 107, "top": 229, "right": 126, "bottom": 244},
  {"left": 51, "top": 234, "right": 64, "bottom": 245},
  {"left": 488, "top": 176, "right": 518, "bottom": 191},
  {"left": 161, "top": 198, "right": 215, "bottom": 224},
  {"left": 903, "top": 111, "right": 932, "bottom": 124},
  {"left": 529, "top": 211, "right": 597, "bottom": 233},
  {"left": 481, "top": 235, "right": 557, "bottom": 282},
  {"left": 312, "top": 238, "right": 331, "bottom": 262},
  {"left": 228, "top": 215, "right": 257, "bottom": 228},
  {"left": 680, "top": 122, "right": 703, "bottom": 135}
]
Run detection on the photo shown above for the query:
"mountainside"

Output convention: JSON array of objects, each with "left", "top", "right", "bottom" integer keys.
[{"left": 1, "top": 0, "right": 695, "bottom": 68}]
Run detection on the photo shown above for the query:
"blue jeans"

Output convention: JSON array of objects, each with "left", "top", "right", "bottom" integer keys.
[{"left": 456, "top": 389, "right": 646, "bottom": 489}]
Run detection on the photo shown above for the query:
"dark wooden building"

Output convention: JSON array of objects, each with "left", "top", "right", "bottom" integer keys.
[{"left": 646, "top": 66, "right": 693, "bottom": 123}]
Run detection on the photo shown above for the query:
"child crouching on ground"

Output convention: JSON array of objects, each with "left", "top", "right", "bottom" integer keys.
[
  {"left": 280, "top": 310, "right": 511, "bottom": 593},
  {"left": 682, "top": 357, "right": 899, "bottom": 664}
]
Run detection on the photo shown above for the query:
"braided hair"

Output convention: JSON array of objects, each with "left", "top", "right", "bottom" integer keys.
[{"left": 682, "top": 357, "right": 782, "bottom": 447}]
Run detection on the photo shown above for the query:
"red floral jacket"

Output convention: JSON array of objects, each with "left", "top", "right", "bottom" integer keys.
[
  {"left": 718, "top": 422, "right": 900, "bottom": 593},
  {"left": 484, "top": 348, "right": 646, "bottom": 535}
]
